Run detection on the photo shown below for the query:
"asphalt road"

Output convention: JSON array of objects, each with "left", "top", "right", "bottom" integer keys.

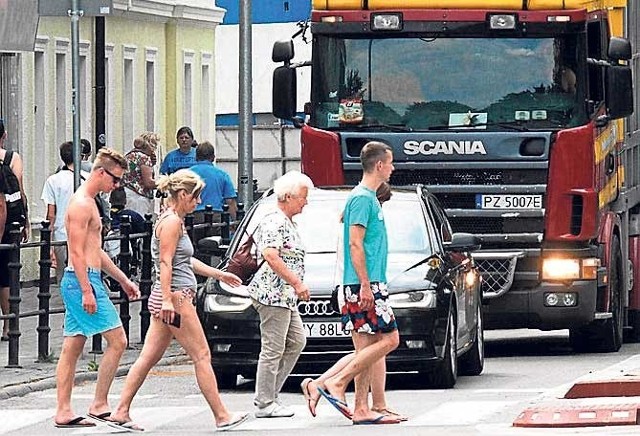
[{"left": 2, "top": 329, "right": 640, "bottom": 435}]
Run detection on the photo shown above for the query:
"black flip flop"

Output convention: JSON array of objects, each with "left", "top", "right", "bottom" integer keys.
[
  {"left": 88, "top": 411, "right": 112, "bottom": 423},
  {"left": 54, "top": 416, "right": 97, "bottom": 428}
]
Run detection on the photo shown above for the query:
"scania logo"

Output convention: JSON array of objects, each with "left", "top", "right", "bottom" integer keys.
[
  {"left": 404, "top": 140, "right": 487, "bottom": 156},
  {"left": 298, "top": 299, "right": 336, "bottom": 316}
]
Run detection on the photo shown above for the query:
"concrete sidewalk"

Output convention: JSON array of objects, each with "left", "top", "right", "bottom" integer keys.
[{"left": 0, "top": 285, "right": 188, "bottom": 399}]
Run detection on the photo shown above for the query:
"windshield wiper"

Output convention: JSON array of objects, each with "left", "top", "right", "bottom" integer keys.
[
  {"left": 427, "top": 120, "right": 529, "bottom": 132},
  {"left": 351, "top": 123, "right": 413, "bottom": 132}
]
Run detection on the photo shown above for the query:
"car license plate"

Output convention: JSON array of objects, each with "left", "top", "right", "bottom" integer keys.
[
  {"left": 304, "top": 322, "right": 348, "bottom": 338},
  {"left": 476, "top": 194, "right": 542, "bottom": 209}
]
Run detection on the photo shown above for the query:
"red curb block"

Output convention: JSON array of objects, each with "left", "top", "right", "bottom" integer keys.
[
  {"left": 513, "top": 403, "right": 639, "bottom": 428},
  {"left": 565, "top": 377, "right": 640, "bottom": 399}
]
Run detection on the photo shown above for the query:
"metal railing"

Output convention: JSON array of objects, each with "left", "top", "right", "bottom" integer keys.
[{"left": 0, "top": 204, "right": 244, "bottom": 368}]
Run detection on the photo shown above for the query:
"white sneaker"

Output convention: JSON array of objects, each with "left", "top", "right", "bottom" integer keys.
[{"left": 255, "top": 402, "right": 295, "bottom": 418}]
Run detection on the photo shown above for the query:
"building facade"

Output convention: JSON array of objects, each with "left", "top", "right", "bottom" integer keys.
[{"left": 0, "top": 0, "right": 223, "bottom": 279}]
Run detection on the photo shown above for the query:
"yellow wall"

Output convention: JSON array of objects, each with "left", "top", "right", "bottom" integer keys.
[{"left": 17, "top": 3, "right": 221, "bottom": 229}]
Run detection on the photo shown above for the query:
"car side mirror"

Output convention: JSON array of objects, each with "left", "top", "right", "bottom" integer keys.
[
  {"left": 444, "top": 233, "right": 481, "bottom": 252},
  {"left": 197, "top": 236, "right": 225, "bottom": 256}
]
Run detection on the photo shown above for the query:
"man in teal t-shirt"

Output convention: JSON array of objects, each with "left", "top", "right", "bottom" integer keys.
[
  {"left": 342, "top": 185, "right": 388, "bottom": 286},
  {"left": 316, "top": 141, "right": 402, "bottom": 425}
]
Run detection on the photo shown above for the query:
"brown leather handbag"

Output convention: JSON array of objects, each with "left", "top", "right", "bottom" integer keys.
[{"left": 226, "top": 228, "right": 265, "bottom": 284}]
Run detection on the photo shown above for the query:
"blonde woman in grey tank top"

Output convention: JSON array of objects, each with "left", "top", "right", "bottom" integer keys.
[{"left": 109, "top": 170, "right": 248, "bottom": 432}]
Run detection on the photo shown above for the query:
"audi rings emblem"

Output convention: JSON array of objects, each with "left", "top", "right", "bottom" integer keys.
[{"left": 298, "top": 299, "right": 336, "bottom": 316}]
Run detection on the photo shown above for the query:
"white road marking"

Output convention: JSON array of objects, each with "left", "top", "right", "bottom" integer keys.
[
  {"left": 404, "top": 400, "right": 516, "bottom": 426},
  {"left": 0, "top": 409, "right": 54, "bottom": 433},
  {"left": 35, "top": 393, "right": 157, "bottom": 400}
]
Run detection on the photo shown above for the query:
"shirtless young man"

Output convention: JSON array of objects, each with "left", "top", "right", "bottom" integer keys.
[{"left": 54, "top": 148, "right": 140, "bottom": 428}]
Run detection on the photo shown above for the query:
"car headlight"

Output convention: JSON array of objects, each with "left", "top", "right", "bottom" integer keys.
[
  {"left": 204, "top": 294, "right": 252, "bottom": 313},
  {"left": 388, "top": 290, "right": 436, "bottom": 309},
  {"left": 541, "top": 257, "right": 599, "bottom": 281}
]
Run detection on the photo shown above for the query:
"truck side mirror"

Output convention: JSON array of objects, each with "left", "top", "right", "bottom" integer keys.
[
  {"left": 272, "top": 40, "right": 294, "bottom": 63},
  {"left": 273, "top": 66, "right": 297, "bottom": 120},
  {"left": 608, "top": 37, "right": 632, "bottom": 61},
  {"left": 606, "top": 65, "right": 634, "bottom": 120}
]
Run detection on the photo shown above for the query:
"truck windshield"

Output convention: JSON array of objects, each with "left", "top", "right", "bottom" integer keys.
[{"left": 311, "top": 35, "right": 587, "bottom": 131}]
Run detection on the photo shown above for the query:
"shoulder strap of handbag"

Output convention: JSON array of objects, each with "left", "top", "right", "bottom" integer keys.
[
  {"left": 247, "top": 216, "right": 270, "bottom": 270},
  {"left": 2, "top": 150, "right": 13, "bottom": 166}
]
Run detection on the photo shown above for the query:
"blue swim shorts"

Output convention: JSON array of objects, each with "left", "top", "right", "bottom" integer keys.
[{"left": 60, "top": 267, "right": 122, "bottom": 337}]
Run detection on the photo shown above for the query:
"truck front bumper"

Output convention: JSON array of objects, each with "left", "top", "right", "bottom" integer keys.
[{"left": 483, "top": 279, "right": 597, "bottom": 330}]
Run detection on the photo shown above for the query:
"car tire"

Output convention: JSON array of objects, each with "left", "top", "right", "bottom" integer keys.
[
  {"left": 426, "top": 312, "right": 457, "bottom": 388},
  {"left": 569, "top": 235, "right": 623, "bottom": 353},
  {"left": 214, "top": 370, "right": 238, "bottom": 389},
  {"left": 459, "top": 303, "right": 484, "bottom": 376}
]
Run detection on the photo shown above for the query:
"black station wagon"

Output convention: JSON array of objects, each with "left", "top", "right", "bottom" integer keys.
[{"left": 196, "top": 186, "right": 484, "bottom": 389}]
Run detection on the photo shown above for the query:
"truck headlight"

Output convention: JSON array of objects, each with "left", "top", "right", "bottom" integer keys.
[
  {"left": 389, "top": 290, "right": 436, "bottom": 309},
  {"left": 541, "top": 258, "right": 599, "bottom": 281},
  {"left": 204, "top": 294, "right": 252, "bottom": 313}
]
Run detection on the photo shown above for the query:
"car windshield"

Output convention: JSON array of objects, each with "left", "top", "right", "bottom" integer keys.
[
  {"left": 311, "top": 35, "right": 587, "bottom": 130},
  {"left": 242, "top": 195, "right": 433, "bottom": 255}
]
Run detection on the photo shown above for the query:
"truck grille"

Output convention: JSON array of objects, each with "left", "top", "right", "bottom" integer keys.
[
  {"left": 345, "top": 169, "right": 547, "bottom": 186},
  {"left": 475, "top": 257, "right": 518, "bottom": 298},
  {"left": 449, "top": 216, "right": 544, "bottom": 234}
]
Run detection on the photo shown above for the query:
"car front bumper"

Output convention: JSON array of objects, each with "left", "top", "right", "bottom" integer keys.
[{"left": 199, "top": 302, "right": 449, "bottom": 377}]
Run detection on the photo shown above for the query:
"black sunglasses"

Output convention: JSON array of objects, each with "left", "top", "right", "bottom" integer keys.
[{"left": 102, "top": 167, "right": 122, "bottom": 185}]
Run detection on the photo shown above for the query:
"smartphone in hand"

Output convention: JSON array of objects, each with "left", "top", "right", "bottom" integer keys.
[{"left": 162, "top": 313, "right": 181, "bottom": 328}]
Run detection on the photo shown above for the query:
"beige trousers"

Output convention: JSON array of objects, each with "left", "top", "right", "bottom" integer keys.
[{"left": 252, "top": 301, "right": 306, "bottom": 408}]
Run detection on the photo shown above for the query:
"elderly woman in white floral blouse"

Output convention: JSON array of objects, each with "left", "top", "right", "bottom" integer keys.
[{"left": 248, "top": 170, "right": 314, "bottom": 418}]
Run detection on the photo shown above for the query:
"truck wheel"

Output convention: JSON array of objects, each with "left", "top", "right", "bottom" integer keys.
[
  {"left": 600, "top": 235, "right": 624, "bottom": 352},
  {"left": 459, "top": 303, "right": 484, "bottom": 376},
  {"left": 425, "top": 312, "right": 457, "bottom": 388},
  {"left": 569, "top": 235, "right": 623, "bottom": 353},
  {"left": 625, "top": 309, "right": 640, "bottom": 343}
]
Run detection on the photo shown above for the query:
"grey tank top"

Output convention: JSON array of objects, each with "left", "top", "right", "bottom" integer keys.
[{"left": 151, "top": 212, "right": 197, "bottom": 291}]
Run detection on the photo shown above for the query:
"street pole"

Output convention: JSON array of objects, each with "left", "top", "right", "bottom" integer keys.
[
  {"left": 95, "top": 16, "right": 106, "bottom": 152},
  {"left": 238, "top": 0, "right": 253, "bottom": 208},
  {"left": 70, "top": 0, "right": 83, "bottom": 190}
]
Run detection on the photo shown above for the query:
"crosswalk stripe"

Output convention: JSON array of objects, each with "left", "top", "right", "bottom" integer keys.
[
  {"left": 0, "top": 401, "right": 520, "bottom": 434},
  {"left": 472, "top": 389, "right": 546, "bottom": 394},
  {"left": 127, "top": 406, "right": 205, "bottom": 431},
  {"left": 35, "top": 393, "right": 157, "bottom": 400},
  {"left": 404, "top": 401, "right": 516, "bottom": 426},
  {"left": 0, "top": 409, "right": 54, "bottom": 433}
]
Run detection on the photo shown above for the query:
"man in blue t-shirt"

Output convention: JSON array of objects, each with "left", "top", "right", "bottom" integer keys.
[
  {"left": 189, "top": 141, "right": 237, "bottom": 218},
  {"left": 159, "top": 126, "right": 197, "bottom": 175},
  {"left": 316, "top": 141, "right": 400, "bottom": 425}
]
